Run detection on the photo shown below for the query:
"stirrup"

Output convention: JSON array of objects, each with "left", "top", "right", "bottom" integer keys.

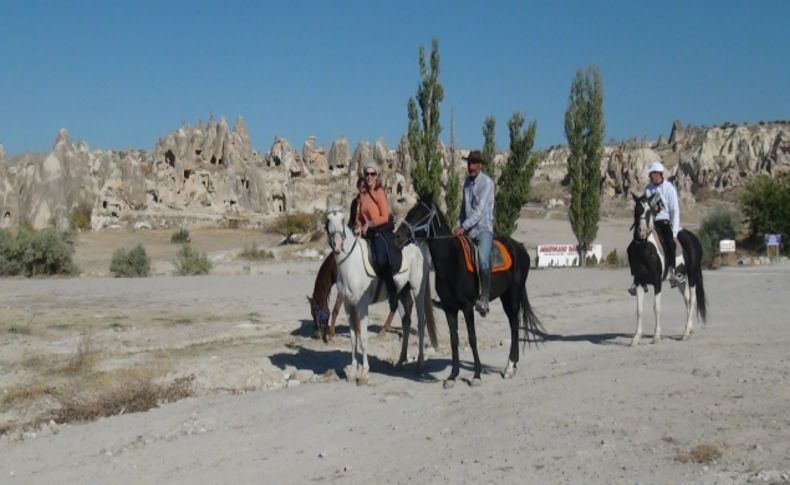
[
  {"left": 627, "top": 285, "right": 637, "bottom": 296},
  {"left": 670, "top": 272, "right": 685, "bottom": 288},
  {"left": 475, "top": 298, "right": 489, "bottom": 316}
]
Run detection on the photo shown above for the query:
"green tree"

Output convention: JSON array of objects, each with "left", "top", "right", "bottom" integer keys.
[
  {"left": 740, "top": 174, "right": 790, "bottom": 245},
  {"left": 407, "top": 38, "right": 444, "bottom": 200},
  {"left": 445, "top": 109, "right": 461, "bottom": 225},
  {"left": 564, "top": 66, "right": 605, "bottom": 265},
  {"left": 481, "top": 116, "right": 496, "bottom": 175},
  {"left": 494, "top": 113, "right": 538, "bottom": 236}
]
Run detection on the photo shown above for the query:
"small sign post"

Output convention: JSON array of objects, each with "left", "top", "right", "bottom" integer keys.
[
  {"left": 765, "top": 234, "right": 782, "bottom": 259},
  {"left": 719, "top": 239, "right": 736, "bottom": 265}
]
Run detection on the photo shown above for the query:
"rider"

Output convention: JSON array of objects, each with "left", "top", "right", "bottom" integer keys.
[
  {"left": 355, "top": 159, "right": 398, "bottom": 313},
  {"left": 349, "top": 175, "right": 365, "bottom": 228},
  {"left": 454, "top": 149, "right": 495, "bottom": 317},
  {"left": 629, "top": 160, "right": 685, "bottom": 295}
]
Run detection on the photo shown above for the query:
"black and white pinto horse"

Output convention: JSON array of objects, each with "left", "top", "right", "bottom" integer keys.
[
  {"left": 627, "top": 193, "right": 707, "bottom": 345},
  {"left": 394, "top": 197, "right": 543, "bottom": 388}
]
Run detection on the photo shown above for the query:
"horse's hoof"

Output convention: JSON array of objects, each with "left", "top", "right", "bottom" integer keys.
[
  {"left": 652, "top": 336, "right": 662, "bottom": 344},
  {"left": 629, "top": 337, "right": 640, "bottom": 347},
  {"left": 443, "top": 379, "right": 455, "bottom": 389},
  {"left": 356, "top": 376, "right": 368, "bottom": 386},
  {"left": 394, "top": 359, "right": 405, "bottom": 370},
  {"left": 470, "top": 378, "right": 482, "bottom": 387},
  {"left": 502, "top": 369, "right": 516, "bottom": 379},
  {"left": 682, "top": 332, "right": 692, "bottom": 341}
]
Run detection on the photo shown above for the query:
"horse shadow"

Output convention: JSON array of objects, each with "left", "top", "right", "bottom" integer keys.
[{"left": 535, "top": 330, "right": 632, "bottom": 346}]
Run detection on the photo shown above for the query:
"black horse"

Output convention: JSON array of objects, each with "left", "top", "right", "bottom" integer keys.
[
  {"left": 394, "top": 197, "right": 543, "bottom": 387},
  {"left": 627, "top": 193, "right": 707, "bottom": 345}
]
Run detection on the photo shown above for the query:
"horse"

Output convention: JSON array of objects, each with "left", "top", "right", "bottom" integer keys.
[
  {"left": 324, "top": 206, "right": 437, "bottom": 384},
  {"left": 394, "top": 197, "right": 543, "bottom": 388},
  {"left": 307, "top": 253, "right": 405, "bottom": 343},
  {"left": 626, "top": 193, "right": 707, "bottom": 345}
]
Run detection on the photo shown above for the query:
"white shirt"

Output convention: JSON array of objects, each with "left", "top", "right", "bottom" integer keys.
[{"left": 645, "top": 179, "right": 681, "bottom": 237}]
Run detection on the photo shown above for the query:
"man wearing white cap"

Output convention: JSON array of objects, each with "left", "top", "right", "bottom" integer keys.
[{"left": 630, "top": 161, "right": 685, "bottom": 295}]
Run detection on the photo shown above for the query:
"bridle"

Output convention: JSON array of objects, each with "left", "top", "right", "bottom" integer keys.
[
  {"left": 631, "top": 197, "right": 657, "bottom": 244},
  {"left": 325, "top": 208, "right": 358, "bottom": 266},
  {"left": 399, "top": 201, "right": 438, "bottom": 244}
]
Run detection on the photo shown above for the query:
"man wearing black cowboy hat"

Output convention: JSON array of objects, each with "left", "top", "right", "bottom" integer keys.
[{"left": 454, "top": 149, "right": 495, "bottom": 316}]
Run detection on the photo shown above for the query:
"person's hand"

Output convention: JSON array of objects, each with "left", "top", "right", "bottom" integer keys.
[{"left": 453, "top": 226, "right": 465, "bottom": 237}]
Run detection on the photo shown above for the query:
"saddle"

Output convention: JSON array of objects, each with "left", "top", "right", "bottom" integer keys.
[
  {"left": 359, "top": 237, "right": 408, "bottom": 278},
  {"left": 458, "top": 236, "right": 513, "bottom": 274}
]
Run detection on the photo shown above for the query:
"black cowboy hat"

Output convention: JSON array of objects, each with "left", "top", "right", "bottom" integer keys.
[{"left": 463, "top": 150, "right": 487, "bottom": 164}]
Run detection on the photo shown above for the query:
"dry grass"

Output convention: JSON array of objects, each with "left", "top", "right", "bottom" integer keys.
[
  {"left": 54, "top": 373, "right": 194, "bottom": 423},
  {"left": 59, "top": 332, "right": 97, "bottom": 375},
  {"left": 1, "top": 382, "right": 55, "bottom": 409},
  {"left": 675, "top": 443, "right": 722, "bottom": 463}
]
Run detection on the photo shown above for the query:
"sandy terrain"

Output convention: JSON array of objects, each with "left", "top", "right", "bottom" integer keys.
[{"left": 1, "top": 215, "right": 789, "bottom": 484}]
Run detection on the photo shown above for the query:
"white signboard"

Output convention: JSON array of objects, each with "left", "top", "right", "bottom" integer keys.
[
  {"left": 536, "top": 244, "right": 603, "bottom": 268},
  {"left": 719, "top": 239, "right": 736, "bottom": 253}
]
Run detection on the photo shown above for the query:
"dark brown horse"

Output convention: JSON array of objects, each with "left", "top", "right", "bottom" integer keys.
[{"left": 307, "top": 253, "right": 400, "bottom": 342}]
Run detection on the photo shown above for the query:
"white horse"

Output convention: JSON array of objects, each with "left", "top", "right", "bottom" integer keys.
[{"left": 325, "top": 207, "right": 437, "bottom": 384}]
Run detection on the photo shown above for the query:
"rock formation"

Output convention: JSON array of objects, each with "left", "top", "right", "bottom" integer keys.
[{"left": 1, "top": 118, "right": 786, "bottom": 231}]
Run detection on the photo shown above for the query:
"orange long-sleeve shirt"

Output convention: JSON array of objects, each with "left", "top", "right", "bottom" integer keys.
[{"left": 356, "top": 188, "right": 389, "bottom": 228}]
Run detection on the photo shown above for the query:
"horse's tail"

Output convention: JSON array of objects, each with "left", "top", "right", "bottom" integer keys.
[
  {"left": 690, "top": 233, "right": 707, "bottom": 323},
  {"left": 681, "top": 230, "right": 708, "bottom": 323},
  {"left": 521, "top": 286, "right": 545, "bottom": 345},
  {"left": 424, "top": 272, "right": 438, "bottom": 349}
]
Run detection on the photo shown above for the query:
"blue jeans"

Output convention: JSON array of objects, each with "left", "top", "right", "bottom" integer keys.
[{"left": 472, "top": 230, "right": 493, "bottom": 272}]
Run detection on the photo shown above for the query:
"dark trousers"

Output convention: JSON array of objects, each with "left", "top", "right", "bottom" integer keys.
[
  {"left": 655, "top": 220, "right": 675, "bottom": 269},
  {"left": 370, "top": 233, "right": 398, "bottom": 312}
]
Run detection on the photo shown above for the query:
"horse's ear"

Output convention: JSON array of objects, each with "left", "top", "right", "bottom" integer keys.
[
  {"left": 631, "top": 192, "right": 640, "bottom": 203},
  {"left": 306, "top": 295, "right": 313, "bottom": 304}
]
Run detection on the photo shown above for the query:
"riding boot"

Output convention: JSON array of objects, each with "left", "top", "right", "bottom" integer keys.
[
  {"left": 475, "top": 270, "right": 491, "bottom": 317},
  {"left": 384, "top": 270, "right": 398, "bottom": 313}
]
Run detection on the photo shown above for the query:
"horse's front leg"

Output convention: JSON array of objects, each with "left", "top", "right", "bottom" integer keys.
[
  {"left": 357, "top": 302, "right": 370, "bottom": 385},
  {"left": 462, "top": 307, "right": 482, "bottom": 386},
  {"left": 443, "top": 310, "right": 460, "bottom": 389},
  {"left": 346, "top": 303, "right": 358, "bottom": 380},
  {"left": 379, "top": 310, "right": 395, "bottom": 335},
  {"left": 631, "top": 285, "right": 645, "bottom": 346},
  {"left": 652, "top": 290, "right": 662, "bottom": 344},
  {"left": 330, "top": 293, "right": 342, "bottom": 340}
]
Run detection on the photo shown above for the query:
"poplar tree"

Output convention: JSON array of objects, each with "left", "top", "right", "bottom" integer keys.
[
  {"left": 494, "top": 112, "right": 538, "bottom": 236},
  {"left": 408, "top": 38, "right": 444, "bottom": 201},
  {"left": 482, "top": 116, "right": 496, "bottom": 175},
  {"left": 445, "top": 109, "right": 461, "bottom": 225},
  {"left": 564, "top": 66, "right": 605, "bottom": 265}
]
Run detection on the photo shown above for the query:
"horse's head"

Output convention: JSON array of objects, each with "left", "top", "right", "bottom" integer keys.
[
  {"left": 325, "top": 206, "right": 347, "bottom": 254},
  {"left": 394, "top": 197, "right": 447, "bottom": 248},
  {"left": 306, "top": 295, "right": 330, "bottom": 342},
  {"left": 631, "top": 192, "right": 655, "bottom": 241}
]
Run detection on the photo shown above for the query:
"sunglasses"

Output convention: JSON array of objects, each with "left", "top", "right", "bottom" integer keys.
[{"left": 364, "top": 172, "right": 377, "bottom": 177}]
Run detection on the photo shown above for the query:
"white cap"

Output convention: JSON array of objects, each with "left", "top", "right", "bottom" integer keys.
[
  {"left": 646, "top": 161, "right": 665, "bottom": 174},
  {"left": 362, "top": 158, "right": 380, "bottom": 174}
]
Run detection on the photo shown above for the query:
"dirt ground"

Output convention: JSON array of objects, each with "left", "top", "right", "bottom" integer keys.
[{"left": 1, "top": 214, "right": 788, "bottom": 484}]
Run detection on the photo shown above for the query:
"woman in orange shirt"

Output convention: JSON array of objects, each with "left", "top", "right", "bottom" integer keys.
[{"left": 355, "top": 160, "right": 398, "bottom": 313}]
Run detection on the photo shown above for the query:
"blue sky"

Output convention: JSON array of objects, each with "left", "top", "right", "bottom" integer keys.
[{"left": 1, "top": 0, "right": 788, "bottom": 155}]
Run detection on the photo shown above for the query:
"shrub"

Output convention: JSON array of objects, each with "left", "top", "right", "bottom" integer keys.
[
  {"left": 170, "top": 228, "right": 191, "bottom": 244},
  {"left": 699, "top": 205, "right": 742, "bottom": 268},
  {"left": 0, "top": 228, "right": 78, "bottom": 277},
  {"left": 740, "top": 174, "right": 790, "bottom": 244},
  {"left": 269, "top": 212, "right": 318, "bottom": 244},
  {"left": 239, "top": 245, "right": 274, "bottom": 261},
  {"left": 602, "top": 249, "right": 620, "bottom": 267},
  {"left": 109, "top": 244, "right": 150, "bottom": 277},
  {"left": 69, "top": 203, "right": 93, "bottom": 231},
  {"left": 174, "top": 244, "right": 211, "bottom": 275}
]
